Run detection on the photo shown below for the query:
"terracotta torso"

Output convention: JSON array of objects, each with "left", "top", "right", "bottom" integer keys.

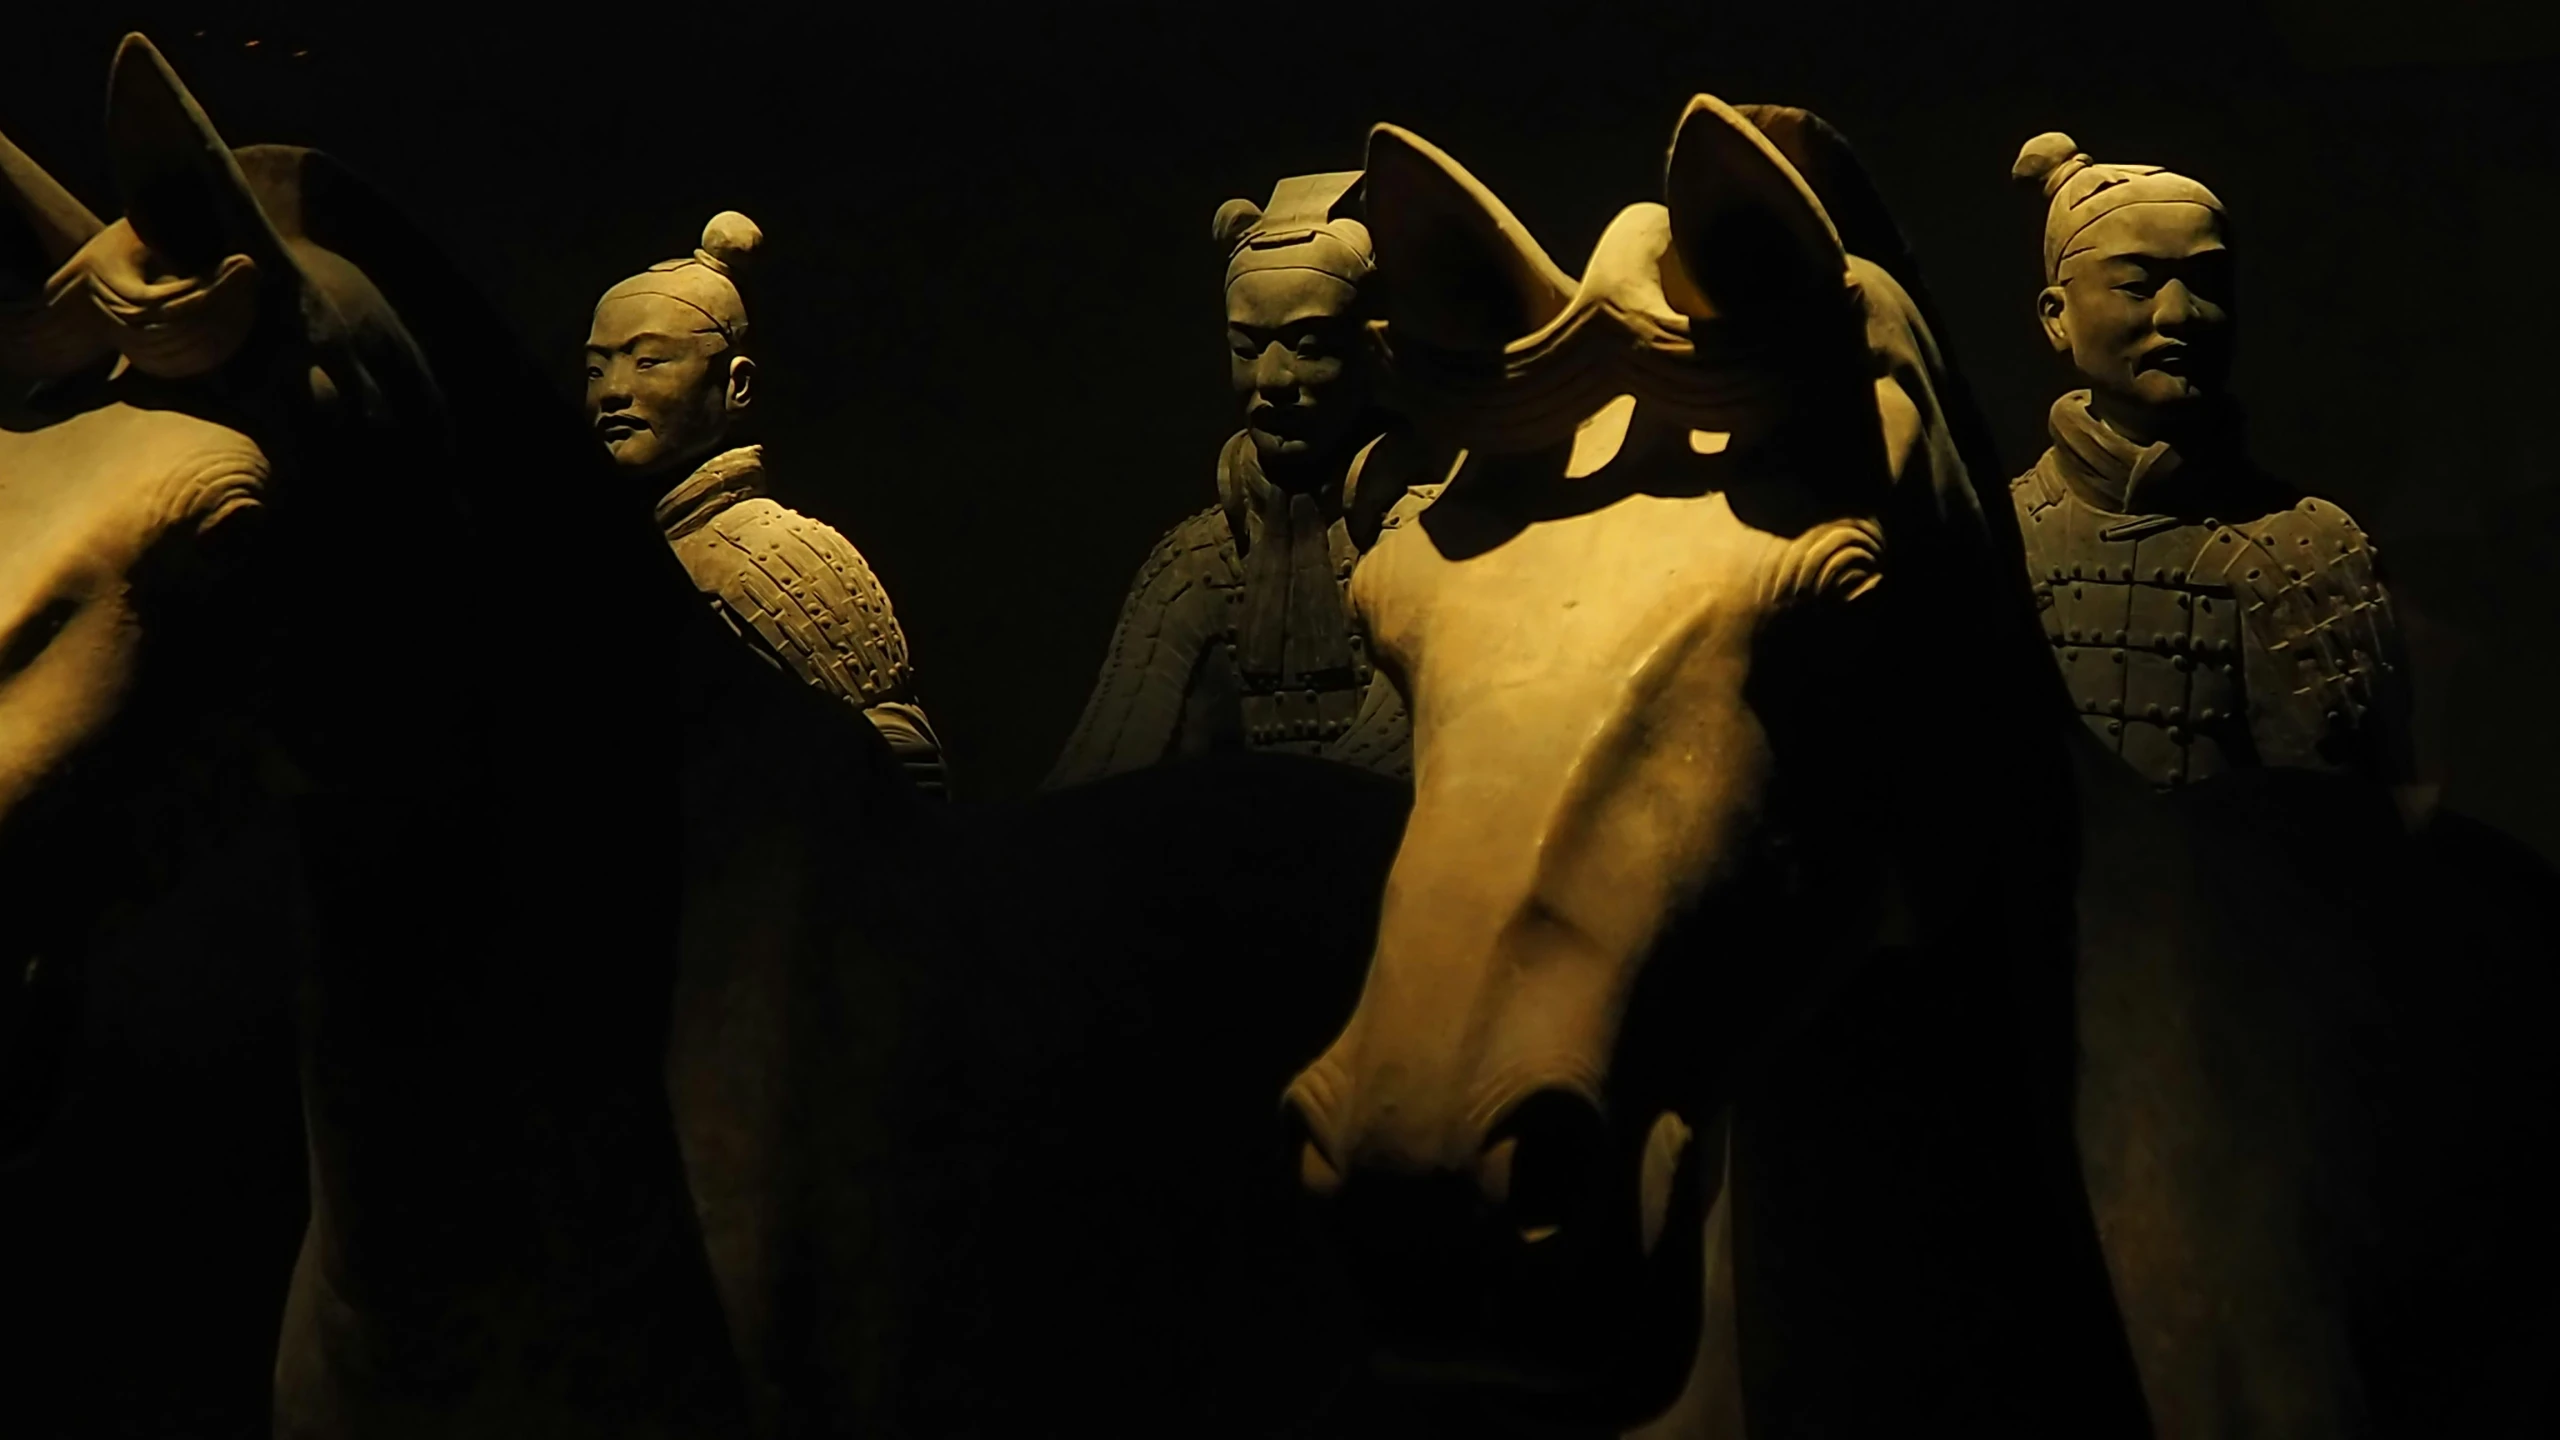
[
  {"left": 655, "top": 444, "right": 947, "bottom": 795},
  {"left": 1044, "top": 431, "right": 1413, "bottom": 787},
  {"left": 2011, "top": 392, "right": 2410, "bottom": 788}
]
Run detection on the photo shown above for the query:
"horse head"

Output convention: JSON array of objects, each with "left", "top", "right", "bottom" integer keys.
[
  {"left": 0, "top": 36, "right": 462, "bottom": 1149},
  {"left": 1280, "top": 96, "right": 1987, "bottom": 1425}
]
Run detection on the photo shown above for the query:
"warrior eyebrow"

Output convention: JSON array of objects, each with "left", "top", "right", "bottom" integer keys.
[
  {"left": 585, "top": 330, "right": 700, "bottom": 353},
  {"left": 1229, "top": 312, "right": 1356, "bottom": 335}
]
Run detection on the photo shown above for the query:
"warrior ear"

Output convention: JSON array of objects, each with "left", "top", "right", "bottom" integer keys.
[
  {"left": 105, "top": 33, "right": 288, "bottom": 271},
  {"left": 1363, "top": 123, "right": 1574, "bottom": 355},
  {"left": 1663, "top": 95, "right": 1849, "bottom": 330},
  {"left": 0, "top": 128, "right": 104, "bottom": 279}
]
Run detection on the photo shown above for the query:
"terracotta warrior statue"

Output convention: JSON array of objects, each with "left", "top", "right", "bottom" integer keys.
[
  {"left": 1044, "top": 172, "right": 1417, "bottom": 788},
  {"left": 585, "top": 211, "right": 947, "bottom": 796},
  {"left": 2009, "top": 135, "right": 2413, "bottom": 789}
]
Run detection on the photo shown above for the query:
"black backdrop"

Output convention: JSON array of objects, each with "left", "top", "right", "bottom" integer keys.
[{"left": 6, "top": 0, "right": 2556, "bottom": 845}]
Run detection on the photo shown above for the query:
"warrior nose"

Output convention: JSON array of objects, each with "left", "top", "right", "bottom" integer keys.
[
  {"left": 1252, "top": 344, "right": 1297, "bottom": 397},
  {"left": 2155, "top": 278, "right": 2201, "bottom": 330}
]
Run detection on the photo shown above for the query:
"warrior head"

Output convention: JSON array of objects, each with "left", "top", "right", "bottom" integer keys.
[
  {"left": 584, "top": 211, "right": 760, "bottom": 483},
  {"left": 2015, "top": 133, "right": 2234, "bottom": 443},
  {"left": 1214, "top": 172, "right": 1381, "bottom": 487}
]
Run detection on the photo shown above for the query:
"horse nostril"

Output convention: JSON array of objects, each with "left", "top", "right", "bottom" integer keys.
[
  {"left": 1280, "top": 1091, "right": 1343, "bottom": 1201},
  {"left": 1480, "top": 1086, "right": 1607, "bottom": 1246},
  {"left": 1300, "top": 1138, "right": 1343, "bottom": 1199}
]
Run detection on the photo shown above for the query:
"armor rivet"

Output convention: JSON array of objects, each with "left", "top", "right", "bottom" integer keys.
[
  {"left": 2051, "top": 567, "right": 2065, "bottom": 582},
  {"left": 2150, "top": 568, "right": 2165, "bottom": 583},
  {"left": 2174, "top": 655, "right": 2194, "bottom": 672},
  {"left": 2108, "top": 720, "right": 2124, "bottom": 736},
  {"left": 2246, "top": 569, "right": 2261, "bottom": 581},
  {"left": 2114, "top": 630, "right": 2130, "bottom": 646},
  {"left": 2218, "top": 532, "right": 2232, "bottom": 543},
  {"left": 2071, "top": 564, "right": 2083, "bottom": 580},
  {"left": 2066, "top": 627, "right": 2081, "bottom": 642},
  {"left": 2074, "top": 586, "right": 2085, "bottom": 600},
  {"left": 2144, "top": 703, "right": 2162, "bottom": 720},
  {"left": 2168, "top": 727, "right": 2188, "bottom": 745},
  {"left": 2113, "top": 649, "right": 2127, "bottom": 664},
  {"left": 2083, "top": 697, "right": 2099, "bottom": 713},
  {"left": 2107, "top": 699, "right": 2124, "bottom": 717},
  {"left": 2095, "top": 566, "right": 2109, "bottom": 581},
  {"left": 2063, "top": 649, "right": 2077, "bottom": 663},
  {"left": 2177, "top": 593, "right": 2192, "bottom": 610}
]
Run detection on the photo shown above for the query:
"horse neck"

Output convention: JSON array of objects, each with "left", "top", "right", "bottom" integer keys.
[{"left": 275, "top": 427, "right": 701, "bottom": 1279}]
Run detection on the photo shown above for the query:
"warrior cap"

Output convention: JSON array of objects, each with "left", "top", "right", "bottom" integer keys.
[
  {"left": 2013, "top": 134, "right": 2224, "bottom": 284},
  {"left": 596, "top": 209, "right": 761, "bottom": 347},
  {"left": 1215, "top": 171, "right": 1375, "bottom": 293}
]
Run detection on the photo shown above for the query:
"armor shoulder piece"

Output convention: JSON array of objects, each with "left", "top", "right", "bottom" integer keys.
[
  {"left": 678, "top": 497, "right": 917, "bottom": 709},
  {"left": 2216, "top": 495, "right": 2408, "bottom": 775},
  {"left": 1042, "top": 508, "right": 1245, "bottom": 788},
  {"left": 2010, "top": 459, "right": 2071, "bottom": 614}
]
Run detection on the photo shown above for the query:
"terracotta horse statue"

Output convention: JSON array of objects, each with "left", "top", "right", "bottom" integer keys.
[
  {"left": 1282, "top": 96, "right": 2559, "bottom": 1438},
  {"left": 0, "top": 35, "right": 796, "bottom": 1437},
  {"left": 0, "top": 33, "right": 1399, "bottom": 1439}
]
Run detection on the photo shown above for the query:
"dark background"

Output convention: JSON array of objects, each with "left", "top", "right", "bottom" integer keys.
[{"left": 7, "top": 0, "right": 2556, "bottom": 849}]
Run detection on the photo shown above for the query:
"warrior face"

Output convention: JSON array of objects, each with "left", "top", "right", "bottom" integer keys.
[
  {"left": 1228, "top": 266, "right": 1373, "bottom": 476},
  {"left": 584, "top": 292, "right": 754, "bottom": 482},
  {"left": 2039, "top": 200, "right": 2234, "bottom": 422}
]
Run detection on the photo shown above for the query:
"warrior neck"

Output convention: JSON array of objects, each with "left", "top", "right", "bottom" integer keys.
[
  {"left": 653, "top": 443, "right": 768, "bottom": 539},
  {"left": 2046, "top": 389, "right": 2250, "bottom": 518}
]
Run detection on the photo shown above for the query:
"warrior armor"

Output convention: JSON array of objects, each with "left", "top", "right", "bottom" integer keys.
[
  {"left": 1044, "top": 429, "right": 1417, "bottom": 787},
  {"left": 658, "top": 444, "right": 948, "bottom": 796},
  {"left": 2013, "top": 392, "right": 2412, "bottom": 789}
]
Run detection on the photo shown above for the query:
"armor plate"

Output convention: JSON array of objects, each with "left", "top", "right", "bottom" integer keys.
[
  {"left": 2014, "top": 457, "right": 2406, "bottom": 788},
  {"left": 658, "top": 446, "right": 947, "bottom": 794}
]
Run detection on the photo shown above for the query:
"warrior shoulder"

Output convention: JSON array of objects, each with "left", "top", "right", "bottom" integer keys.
[
  {"left": 1130, "top": 507, "right": 1240, "bottom": 596},
  {"left": 695, "top": 496, "right": 919, "bottom": 697},
  {"left": 2223, "top": 493, "right": 2385, "bottom": 570},
  {"left": 2008, "top": 457, "right": 2064, "bottom": 516}
]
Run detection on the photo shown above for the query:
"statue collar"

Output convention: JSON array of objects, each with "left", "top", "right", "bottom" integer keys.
[
  {"left": 2046, "top": 390, "right": 2255, "bottom": 518},
  {"left": 1212, "top": 429, "right": 1360, "bottom": 689},
  {"left": 654, "top": 444, "right": 767, "bottom": 539}
]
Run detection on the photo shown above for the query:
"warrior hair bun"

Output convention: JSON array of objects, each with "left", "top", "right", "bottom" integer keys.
[
  {"left": 2011, "top": 133, "right": 2089, "bottom": 197},
  {"left": 1212, "top": 198, "right": 1264, "bottom": 251},
  {"left": 695, "top": 210, "right": 763, "bottom": 275}
]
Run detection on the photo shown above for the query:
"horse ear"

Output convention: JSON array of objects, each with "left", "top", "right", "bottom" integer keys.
[
  {"left": 0, "top": 128, "right": 104, "bottom": 272},
  {"left": 1363, "top": 123, "right": 1575, "bottom": 354},
  {"left": 104, "top": 33, "right": 286, "bottom": 270},
  {"left": 1663, "top": 95, "right": 1848, "bottom": 330}
]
